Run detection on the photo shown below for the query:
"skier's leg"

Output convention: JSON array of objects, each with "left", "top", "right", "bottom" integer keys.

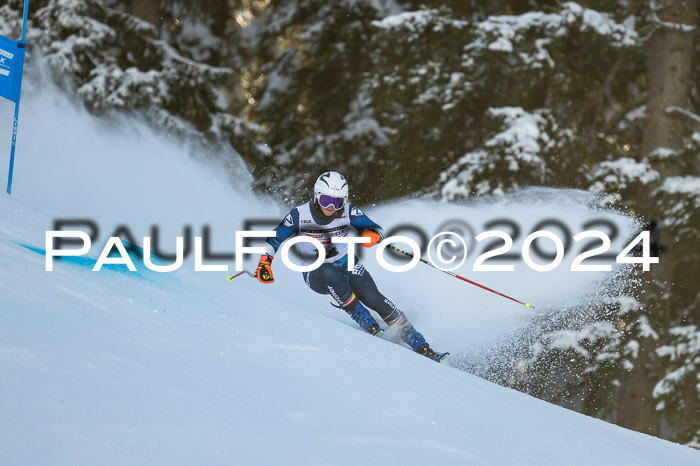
[
  {"left": 348, "top": 260, "right": 427, "bottom": 351},
  {"left": 347, "top": 261, "right": 402, "bottom": 323},
  {"left": 304, "top": 263, "right": 381, "bottom": 334}
]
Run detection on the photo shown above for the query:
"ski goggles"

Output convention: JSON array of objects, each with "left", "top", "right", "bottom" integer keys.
[{"left": 318, "top": 194, "right": 346, "bottom": 210}]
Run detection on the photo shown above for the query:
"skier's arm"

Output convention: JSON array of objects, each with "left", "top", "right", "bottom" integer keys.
[
  {"left": 256, "top": 209, "right": 300, "bottom": 284},
  {"left": 349, "top": 205, "right": 385, "bottom": 247},
  {"left": 265, "top": 208, "right": 300, "bottom": 257}
]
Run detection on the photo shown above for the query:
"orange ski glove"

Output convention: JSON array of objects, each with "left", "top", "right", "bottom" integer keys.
[
  {"left": 359, "top": 229, "right": 381, "bottom": 248},
  {"left": 256, "top": 254, "right": 274, "bottom": 284}
]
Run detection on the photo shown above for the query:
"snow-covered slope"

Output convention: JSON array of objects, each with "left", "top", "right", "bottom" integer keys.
[
  {"left": 1, "top": 81, "right": 699, "bottom": 465},
  {"left": 2, "top": 193, "right": 699, "bottom": 466}
]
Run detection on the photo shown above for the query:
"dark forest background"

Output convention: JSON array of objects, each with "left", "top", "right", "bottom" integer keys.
[{"left": 1, "top": 0, "right": 698, "bottom": 447}]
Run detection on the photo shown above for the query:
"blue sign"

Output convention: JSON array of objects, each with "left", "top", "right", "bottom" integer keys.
[
  {"left": 3, "top": 0, "right": 29, "bottom": 195},
  {"left": 0, "top": 33, "right": 25, "bottom": 105}
]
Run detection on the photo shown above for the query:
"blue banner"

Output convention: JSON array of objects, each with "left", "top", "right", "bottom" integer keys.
[
  {"left": 4, "top": 0, "right": 29, "bottom": 195},
  {"left": 0, "top": 33, "right": 25, "bottom": 105}
]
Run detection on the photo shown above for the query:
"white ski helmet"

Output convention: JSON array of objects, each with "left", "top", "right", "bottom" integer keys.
[{"left": 314, "top": 171, "right": 348, "bottom": 210}]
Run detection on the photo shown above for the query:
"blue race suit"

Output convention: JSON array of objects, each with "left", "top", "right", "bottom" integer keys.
[{"left": 265, "top": 201, "right": 403, "bottom": 324}]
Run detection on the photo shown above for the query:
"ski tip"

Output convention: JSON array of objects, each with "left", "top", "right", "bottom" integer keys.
[
  {"left": 525, "top": 303, "right": 532, "bottom": 308},
  {"left": 438, "top": 352, "right": 449, "bottom": 363},
  {"left": 372, "top": 328, "right": 385, "bottom": 337}
]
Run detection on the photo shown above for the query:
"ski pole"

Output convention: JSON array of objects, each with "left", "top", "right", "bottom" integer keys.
[
  {"left": 227, "top": 270, "right": 256, "bottom": 281},
  {"left": 387, "top": 245, "right": 534, "bottom": 309}
]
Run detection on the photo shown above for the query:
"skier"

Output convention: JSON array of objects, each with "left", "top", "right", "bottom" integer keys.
[{"left": 255, "top": 171, "right": 447, "bottom": 362}]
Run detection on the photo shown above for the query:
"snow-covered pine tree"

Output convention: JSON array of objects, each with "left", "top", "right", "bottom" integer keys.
[
  {"left": 427, "top": 2, "right": 641, "bottom": 201},
  {"left": 654, "top": 320, "right": 700, "bottom": 446},
  {"left": 515, "top": 294, "right": 663, "bottom": 425},
  {"left": 432, "top": 107, "right": 571, "bottom": 199},
  {"left": 240, "top": 0, "right": 404, "bottom": 203},
  {"left": 423, "top": 1, "right": 698, "bottom": 444},
  {"left": 0, "top": 0, "right": 265, "bottom": 175}
]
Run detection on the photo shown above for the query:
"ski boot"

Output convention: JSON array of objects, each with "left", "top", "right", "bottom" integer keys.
[
  {"left": 416, "top": 343, "right": 450, "bottom": 363},
  {"left": 393, "top": 314, "right": 449, "bottom": 363},
  {"left": 346, "top": 301, "right": 384, "bottom": 337},
  {"left": 398, "top": 319, "right": 427, "bottom": 351}
]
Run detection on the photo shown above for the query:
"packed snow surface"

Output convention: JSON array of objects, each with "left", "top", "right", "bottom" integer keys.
[{"left": 1, "top": 80, "right": 699, "bottom": 465}]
